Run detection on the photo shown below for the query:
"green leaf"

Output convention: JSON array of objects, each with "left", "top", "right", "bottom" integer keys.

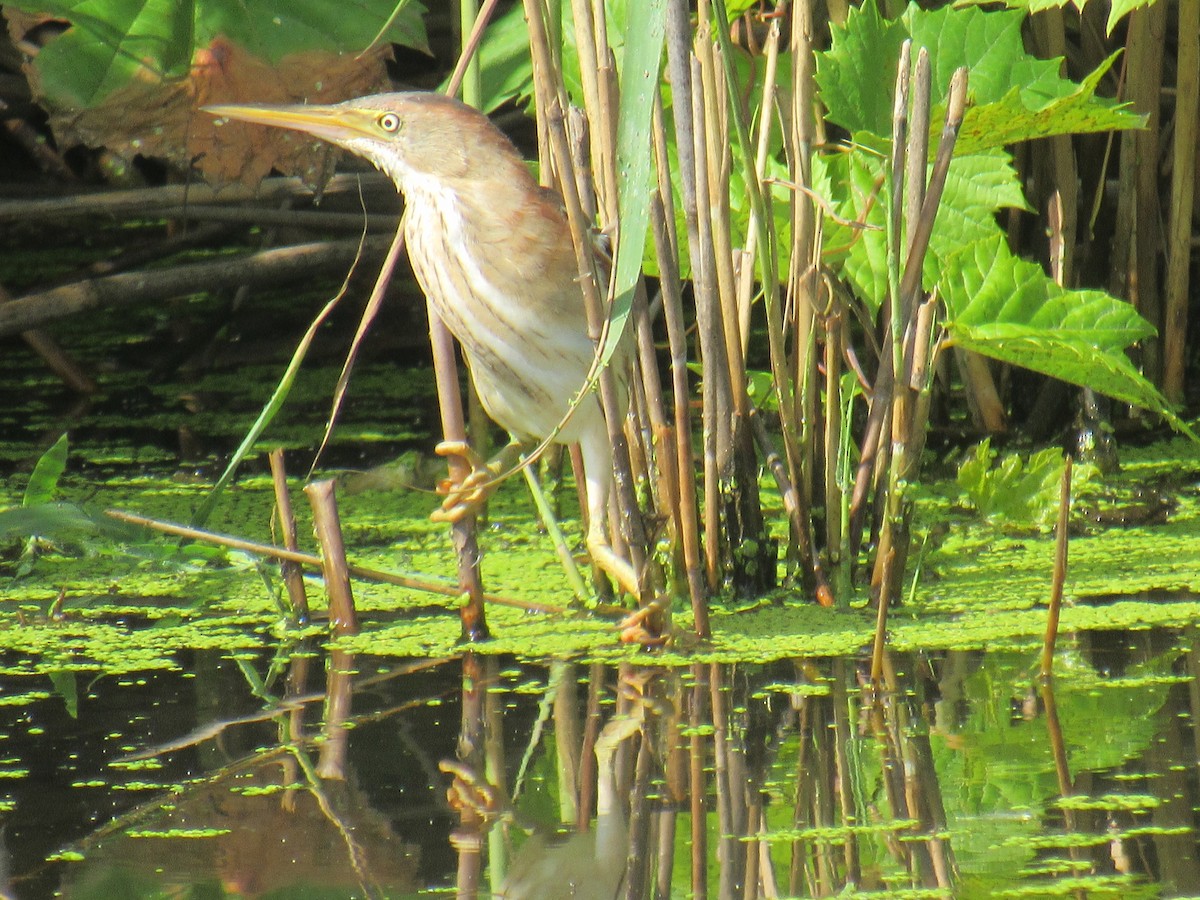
[
  {"left": 953, "top": 0, "right": 1157, "bottom": 37},
  {"left": 940, "top": 236, "right": 1175, "bottom": 416},
  {"left": 904, "top": 3, "right": 1063, "bottom": 109},
  {"left": 48, "top": 670, "right": 79, "bottom": 719},
  {"left": 471, "top": 0, "right": 547, "bottom": 112},
  {"left": 1104, "top": 0, "right": 1158, "bottom": 33},
  {"left": 957, "top": 439, "right": 1093, "bottom": 529},
  {"left": 722, "top": 0, "right": 763, "bottom": 18},
  {"left": 23, "top": 433, "right": 69, "bottom": 508},
  {"left": 8, "top": 0, "right": 429, "bottom": 108},
  {"left": 954, "top": 52, "right": 1142, "bottom": 156},
  {"left": 814, "top": 0, "right": 908, "bottom": 137},
  {"left": 942, "top": 236, "right": 1154, "bottom": 351},
  {"left": 817, "top": 0, "right": 1141, "bottom": 151},
  {"left": 471, "top": 0, "right": 633, "bottom": 114},
  {"left": 0, "top": 501, "right": 129, "bottom": 543},
  {"left": 953, "top": 0, "right": 1076, "bottom": 18},
  {"left": 818, "top": 148, "right": 1028, "bottom": 313}
]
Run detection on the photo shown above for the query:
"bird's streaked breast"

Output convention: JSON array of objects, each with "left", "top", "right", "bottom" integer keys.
[{"left": 403, "top": 181, "right": 608, "bottom": 443}]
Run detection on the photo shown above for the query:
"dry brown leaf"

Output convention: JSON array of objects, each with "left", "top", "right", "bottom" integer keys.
[{"left": 48, "top": 36, "right": 394, "bottom": 190}]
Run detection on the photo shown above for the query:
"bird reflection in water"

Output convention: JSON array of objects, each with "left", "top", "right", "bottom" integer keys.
[{"left": 443, "top": 671, "right": 660, "bottom": 899}]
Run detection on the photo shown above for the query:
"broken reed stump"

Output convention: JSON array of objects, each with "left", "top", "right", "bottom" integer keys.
[
  {"left": 304, "top": 478, "right": 358, "bottom": 638},
  {"left": 269, "top": 448, "right": 310, "bottom": 624}
]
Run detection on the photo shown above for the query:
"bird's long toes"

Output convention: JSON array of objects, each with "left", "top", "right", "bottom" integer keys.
[{"left": 434, "top": 440, "right": 485, "bottom": 469}]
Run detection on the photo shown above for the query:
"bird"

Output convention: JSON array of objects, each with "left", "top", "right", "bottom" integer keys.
[{"left": 203, "top": 93, "right": 639, "bottom": 598}]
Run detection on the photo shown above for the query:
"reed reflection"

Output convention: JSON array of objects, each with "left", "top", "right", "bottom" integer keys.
[{"left": 445, "top": 654, "right": 964, "bottom": 898}]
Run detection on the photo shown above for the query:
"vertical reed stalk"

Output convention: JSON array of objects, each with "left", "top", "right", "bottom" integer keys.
[
  {"left": 789, "top": 0, "right": 824, "bottom": 591},
  {"left": 305, "top": 478, "right": 358, "bottom": 637},
  {"left": 650, "top": 95, "right": 709, "bottom": 634},
  {"left": 522, "top": 0, "right": 652, "bottom": 603},
  {"left": 1163, "top": 0, "right": 1198, "bottom": 403},
  {"left": 662, "top": 0, "right": 723, "bottom": 598},
  {"left": 1109, "top": 5, "right": 1167, "bottom": 380},
  {"left": 268, "top": 448, "right": 309, "bottom": 623},
  {"left": 690, "top": 47, "right": 728, "bottom": 591},
  {"left": 429, "top": 313, "right": 490, "bottom": 642}
]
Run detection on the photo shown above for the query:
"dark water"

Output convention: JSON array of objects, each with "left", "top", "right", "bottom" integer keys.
[{"left": 1, "top": 633, "right": 1197, "bottom": 898}]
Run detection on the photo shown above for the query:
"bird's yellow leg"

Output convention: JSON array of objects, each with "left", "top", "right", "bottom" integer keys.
[
  {"left": 585, "top": 517, "right": 640, "bottom": 599},
  {"left": 580, "top": 435, "right": 641, "bottom": 599},
  {"left": 431, "top": 439, "right": 523, "bottom": 523}
]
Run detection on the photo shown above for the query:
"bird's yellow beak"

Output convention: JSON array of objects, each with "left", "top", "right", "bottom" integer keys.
[{"left": 202, "top": 103, "right": 378, "bottom": 144}]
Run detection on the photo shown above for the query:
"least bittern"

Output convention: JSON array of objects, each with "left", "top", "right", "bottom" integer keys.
[{"left": 204, "top": 93, "right": 638, "bottom": 597}]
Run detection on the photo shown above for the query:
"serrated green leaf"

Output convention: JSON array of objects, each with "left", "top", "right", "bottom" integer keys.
[
  {"left": 940, "top": 236, "right": 1174, "bottom": 417},
  {"left": 905, "top": 3, "right": 1056, "bottom": 107},
  {"left": 1105, "top": 0, "right": 1158, "bottom": 33},
  {"left": 950, "top": 324, "right": 1169, "bottom": 414},
  {"left": 811, "top": 137, "right": 888, "bottom": 307},
  {"left": 817, "top": 0, "right": 1140, "bottom": 151},
  {"left": 957, "top": 439, "right": 1093, "bottom": 529},
  {"left": 953, "top": 0, "right": 1155, "bottom": 37},
  {"left": 814, "top": 1, "right": 908, "bottom": 136},
  {"left": 819, "top": 149, "right": 1028, "bottom": 313},
  {"left": 942, "top": 236, "right": 1154, "bottom": 351},
  {"left": 954, "top": 52, "right": 1142, "bottom": 156},
  {"left": 954, "top": 0, "right": 1076, "bottom": 15}
]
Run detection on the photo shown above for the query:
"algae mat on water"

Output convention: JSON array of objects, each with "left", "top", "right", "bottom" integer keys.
[{"left": 2, "top": 435, "right": 1199, "bottom": 671}]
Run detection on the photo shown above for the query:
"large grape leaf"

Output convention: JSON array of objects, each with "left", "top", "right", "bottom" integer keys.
[
  {"left": 940, "top": 236, "right": 1171, "bottom": 415},
  {"left": 6, "top": 0, "right": 428, "bottom": 110},
  {"left": 941, "top": 236, "right": 1154, "bottom": 350},
  {"left": 816, "top": 0, "right": 1141, "bottom": 148},
  {"left": 813, "top": 1, "right": 908, "bottom": 137},
  {"left": 816, "top": 148, "right": 1028, "bottom": 313},
  {"left": 954, "top": 0, "right": 1158, "bottom": 37},
  {"left": 954, "top": 52, "right": 1138, "bottom": 155}
]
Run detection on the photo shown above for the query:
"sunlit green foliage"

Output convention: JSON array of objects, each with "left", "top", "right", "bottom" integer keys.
[
  {"left": 956, "top": 439, "right": 1098, "bottom": 530},
  {"left": 3, "top": 0, "right": 428, "bottom": 108}
]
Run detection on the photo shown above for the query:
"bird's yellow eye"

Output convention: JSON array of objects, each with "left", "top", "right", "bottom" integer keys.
[{"left": 377, "top": 112, "right": 401, "bottom": 133}]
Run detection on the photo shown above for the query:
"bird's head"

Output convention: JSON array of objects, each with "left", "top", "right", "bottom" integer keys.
[{"left": 203, "top": 92, "right": 530, "bottom": 192}]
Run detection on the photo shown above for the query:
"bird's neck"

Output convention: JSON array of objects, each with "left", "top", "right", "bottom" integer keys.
[
  {"left": 401, "top": 168, "right": 572, "bottom": 269},
  {"left": 401, "top": 167, "right": 534, "bottom": 219}
]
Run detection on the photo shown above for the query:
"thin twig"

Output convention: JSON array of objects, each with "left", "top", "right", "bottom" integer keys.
[{"left": 103, "top": 508, "right": 574, "bottom": 616}]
